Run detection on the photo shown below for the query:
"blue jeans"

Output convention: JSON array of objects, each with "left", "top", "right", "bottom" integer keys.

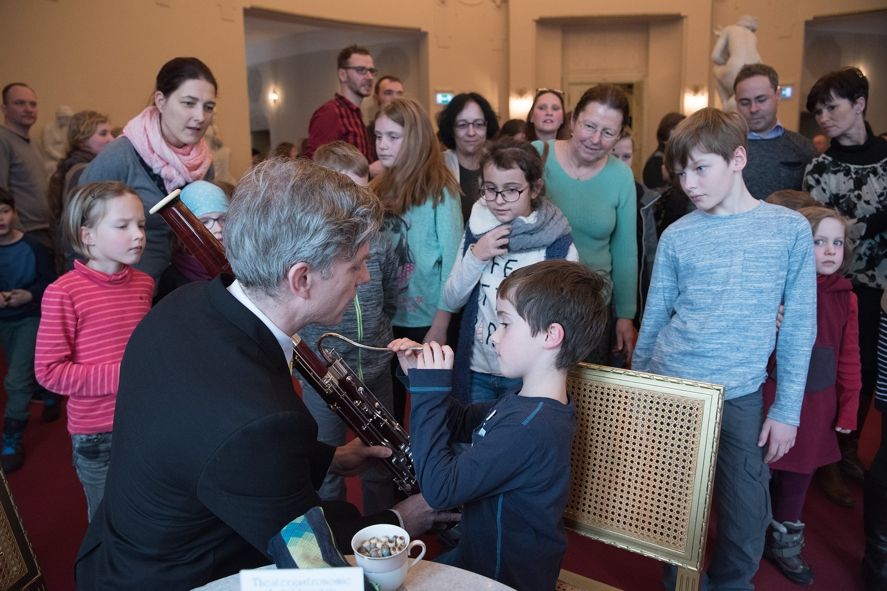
[
  {"left": 470, "top": 371, "right": 522, "bottom": 403},
  {"left": 72, "top": 432, "right": 112, "bottom": 521}
]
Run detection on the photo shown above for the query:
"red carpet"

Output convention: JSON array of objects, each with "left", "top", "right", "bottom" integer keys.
[{"left": 2, "top": 392, "right": 878, "bottom": 590}]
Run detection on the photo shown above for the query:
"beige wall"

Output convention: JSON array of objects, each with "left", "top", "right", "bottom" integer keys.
[
  {"left": 0, "top": 0, "right": 508, "bottom": 180},
  {"left": 1, "top": 0, "right": 883, "bottom": 181},
  {"left": 802, "top": 26, "right": 887, "bottom": 134}
]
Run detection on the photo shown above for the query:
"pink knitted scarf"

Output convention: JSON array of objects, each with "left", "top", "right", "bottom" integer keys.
[{"left": 123, "top": 106, "right": 212, "bottom": 192}]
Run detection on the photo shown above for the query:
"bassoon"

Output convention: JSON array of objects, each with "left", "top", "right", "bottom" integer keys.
[{"left": 150, "top": 189, "right": 419, "bottom": 495}]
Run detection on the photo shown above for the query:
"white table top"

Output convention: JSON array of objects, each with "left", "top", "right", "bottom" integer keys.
[{"left": 193, "top": 559, "right": 515, "bottom": 590}]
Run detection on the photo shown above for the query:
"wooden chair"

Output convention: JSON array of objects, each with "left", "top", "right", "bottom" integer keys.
[
  {"left": 0, "top": 469, "right": 45, "bottom": 590},
  {"left": 561, "top": 363, "right": 724, "bottom": 591}
]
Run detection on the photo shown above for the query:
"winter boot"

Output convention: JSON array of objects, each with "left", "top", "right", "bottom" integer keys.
[
  {"left": 765, "top": 520, "right": 814, "bottom": 586},
  {"left": 1, "top": 418, "right": 27, "bottom": 474}
]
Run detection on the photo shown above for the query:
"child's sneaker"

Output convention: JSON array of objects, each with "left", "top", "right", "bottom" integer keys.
[
  {"left": 764, "top": 520, "right": 813, "bottom": 586},
  {"left": 0, "top": 418, "right": 27, "bottom": 473}
]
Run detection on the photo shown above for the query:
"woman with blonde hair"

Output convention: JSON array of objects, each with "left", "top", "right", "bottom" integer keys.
[
  {"left": 371, "top": 97, "right": 463, "bottom": 420},
  {"left": 47, "top": 110, "right": 114, "bottom": 221}
]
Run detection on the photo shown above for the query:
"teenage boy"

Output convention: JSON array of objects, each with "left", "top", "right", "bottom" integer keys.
[
  {"left": 390, "top": 260, "right": 610, "bottom": 591},
  {"left": 0, "top": 189, "right": 56, "bottom": 472},
  {"left": 633, "top": 107, "right": 817, "bottom": 590}
]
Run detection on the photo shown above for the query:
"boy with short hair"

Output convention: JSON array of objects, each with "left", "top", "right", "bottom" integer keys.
[
  {"left": 390, "top": 260, "right": 610, "bottom": 591},
  {"left": 302, "top": 140, "right": 400, "bottom": 514},
  {"left": 633, "top": 107, "right": 817, "bottom": 589},
  {"left": 0, "top": 189, "right": 56, "bottom": 472}
]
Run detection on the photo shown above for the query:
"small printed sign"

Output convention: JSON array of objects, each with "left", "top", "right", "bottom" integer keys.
[{"left": 239, "top": 567, "right": 363, "bottom": 590}]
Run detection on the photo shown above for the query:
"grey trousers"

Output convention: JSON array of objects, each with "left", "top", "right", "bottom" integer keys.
[
  {"left": 301, "top": 370, "right": 396, "bottom": 515},
  {"left": 709, "top": 389, "right": 772, "bottom": 590}
]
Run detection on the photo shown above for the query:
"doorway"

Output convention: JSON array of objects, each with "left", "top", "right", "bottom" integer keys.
[{"left": 243, "top": 8, "right": 424, "bottom": 158}]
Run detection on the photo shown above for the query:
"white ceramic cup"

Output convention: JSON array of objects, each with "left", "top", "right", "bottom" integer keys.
[{"left": 351, "top": 524, "right": 426, "bottom": 591}]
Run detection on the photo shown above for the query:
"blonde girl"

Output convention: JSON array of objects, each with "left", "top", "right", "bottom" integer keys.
[
  {"left": 371, "top": 98, "right": 463, "bottom": 420},
  {"left": 763, "top": 206, "right": 860, "bottom": 585},
  {"left": 35, "top": 182, "right": 154, "bottom": 520}
]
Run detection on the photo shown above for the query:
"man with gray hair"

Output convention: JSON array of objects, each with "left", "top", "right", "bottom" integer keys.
[
  {"left": 75, "top": 158, "right": 449, "bottom": 589},
  {"left": 734, "top": 64, "right": 815, "bottom": 199}
]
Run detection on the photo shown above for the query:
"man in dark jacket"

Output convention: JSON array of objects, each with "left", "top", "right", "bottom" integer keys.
[{"left": 75, "top": 158, "right": 444, "bottom": 590}]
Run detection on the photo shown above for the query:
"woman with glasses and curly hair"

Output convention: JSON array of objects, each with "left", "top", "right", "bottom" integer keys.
[{"left": 437, "top": 92, "right": 500, "bottom": 221}]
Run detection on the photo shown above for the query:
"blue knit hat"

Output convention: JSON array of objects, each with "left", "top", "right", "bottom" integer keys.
[{"left": 180, "top": 181, "right": 228, "bottom": 217}]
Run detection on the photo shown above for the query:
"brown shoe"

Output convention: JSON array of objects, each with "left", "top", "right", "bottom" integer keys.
[{"left": 817, "top": 463, "right": 854, "bottom": 507}]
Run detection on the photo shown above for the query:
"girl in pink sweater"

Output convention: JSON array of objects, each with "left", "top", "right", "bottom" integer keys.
[{"left": 36, "top": 182, "right": 153, "bottom": 520}]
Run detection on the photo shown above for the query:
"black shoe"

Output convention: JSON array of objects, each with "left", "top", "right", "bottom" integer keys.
[{"left": 42, "top": 393, "right": 61, "bottom": 422}]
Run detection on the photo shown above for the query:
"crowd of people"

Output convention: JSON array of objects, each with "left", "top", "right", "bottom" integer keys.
[{"left": 1, "top": 42, "right": 887, "bottom": 591}]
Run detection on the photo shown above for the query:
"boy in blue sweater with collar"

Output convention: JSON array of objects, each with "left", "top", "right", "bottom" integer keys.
[
  {"left": 390, "top": 260, "right": 609, "bottom": 591},
  {"left": 633, "top": 108, "right": 817, "bottom": 590}
]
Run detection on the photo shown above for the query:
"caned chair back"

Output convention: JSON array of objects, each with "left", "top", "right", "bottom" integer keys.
[{"left": 564, "top": 363, "right": 724, "bottom": 590}]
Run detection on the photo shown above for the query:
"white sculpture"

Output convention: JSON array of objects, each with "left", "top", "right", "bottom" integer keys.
[
  {"left": 711, "top": 15, "right": 762, "bottom": 111},
  {"left": 41, "top": 105, "right": 73, "bottom": 173},
  {"left": 205, "top": 124, "right": 234, "bottom": 185}
]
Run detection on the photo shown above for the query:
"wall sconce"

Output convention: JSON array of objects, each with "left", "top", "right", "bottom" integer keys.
[
  {"left": 509, "top": 89, "right": 533, "bottom": 119},
  {"left": 269, "top": 89, "right": 280, "bottom": 105},
  {"left": 682, "top": 86, "right": 708, "bottom": 115}
]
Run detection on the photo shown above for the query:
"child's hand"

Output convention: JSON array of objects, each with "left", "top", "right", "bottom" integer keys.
[
  {"left": 389, "top": 338, "right": 424, "bottom": 375},
  {"left": 4, "top": 289, "right": 31, "bottom": 308},
  {"left": 471, "top": 225, "right": 511, "bottom": 261},
  {"left": 758, "top": 418, "right": 797, "bottom": 463},
  {"left": 415, "top": 341, "right": 454, "bottom": 370},
  {"left": 836, "top": 426, "right": 852, "bottom": 434}
]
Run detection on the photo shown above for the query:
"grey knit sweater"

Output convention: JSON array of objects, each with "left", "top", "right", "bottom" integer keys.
[{"left": 743, "top": 131, "right": 815, "bottom": 199}]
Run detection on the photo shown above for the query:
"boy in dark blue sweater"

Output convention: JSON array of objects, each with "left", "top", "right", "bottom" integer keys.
[
  {"left": 390, "top": 260, "right": 610, "bottom": 591},
  {"left": 0, "top": 190, "right": 56, "bottom": 473}
]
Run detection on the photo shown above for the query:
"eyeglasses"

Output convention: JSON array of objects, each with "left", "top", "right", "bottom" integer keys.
[
  {"left": 577, "top": 121, "right": 620, "bottom": 141},
  {"left": 480, "top": 185, "right": 529, "bottom": 203},
  {"left": 201, "top": 215, "right": 226, "bottom": 230},
  {"left": 342, "top": 66, "right": 378, "bottom": 76},
  {"left": 454, "top": 120, "right": 487, "bottom": 132}
]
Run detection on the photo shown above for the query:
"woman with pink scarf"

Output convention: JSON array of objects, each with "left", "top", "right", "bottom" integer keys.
[{"left": 79, "top": 57, "right": 217, "bottom": 281}]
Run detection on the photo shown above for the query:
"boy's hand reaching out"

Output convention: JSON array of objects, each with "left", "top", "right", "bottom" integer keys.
[{"left": 388, "top": 339, "right": 454, "bottom": 375}]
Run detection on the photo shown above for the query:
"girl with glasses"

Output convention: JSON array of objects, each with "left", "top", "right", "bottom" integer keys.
[
  {"left": 156, "top": 180, "right": 230, "bottom": 300},
  {"left": 441, "top": 138, "right": 579, "bottom": 403}
]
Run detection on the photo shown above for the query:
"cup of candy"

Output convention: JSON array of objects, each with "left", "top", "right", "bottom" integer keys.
[{"left": 351, "top": 524, "right": 426, "bottom": 591}]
